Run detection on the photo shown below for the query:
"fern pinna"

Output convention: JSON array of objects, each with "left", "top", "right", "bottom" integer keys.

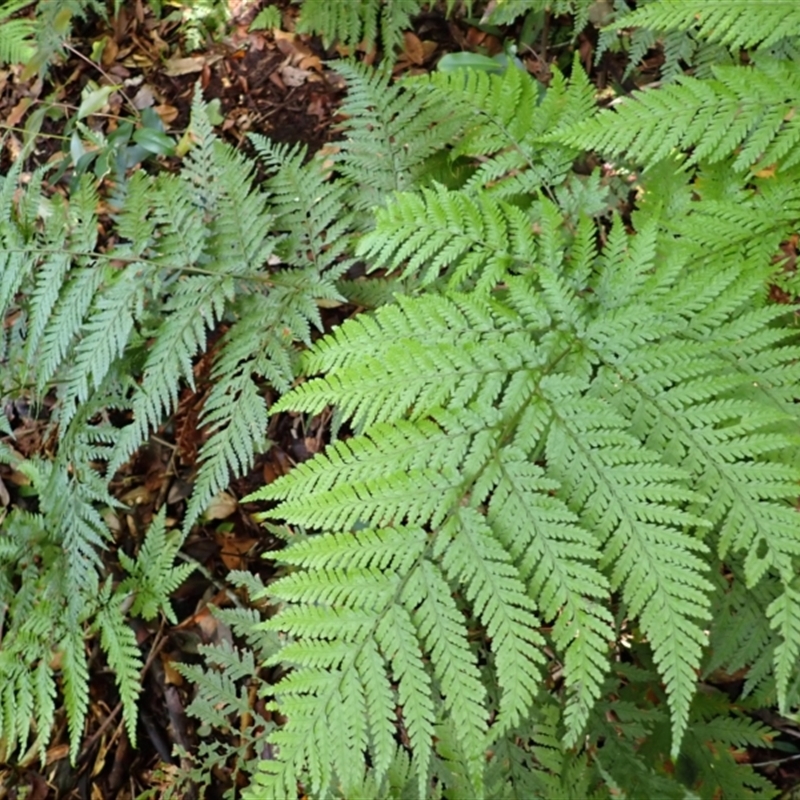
[{"left": 246, "top": 182, "right": 800, "bottom": 795}]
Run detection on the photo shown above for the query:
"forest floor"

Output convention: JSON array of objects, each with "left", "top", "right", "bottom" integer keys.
[{"left": 1, "top": 2, "right": 798, "bottom": 798}]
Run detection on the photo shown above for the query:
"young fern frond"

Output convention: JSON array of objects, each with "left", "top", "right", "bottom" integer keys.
[{"left": 117, "top": 509, "right": 195, "bottom": 624}]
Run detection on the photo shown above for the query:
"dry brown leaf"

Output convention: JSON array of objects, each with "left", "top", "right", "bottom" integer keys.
[
  {"left": 204, "top": 491, "right": 238, "bottom": 520},
  {"left": 120, "top": 485, "right": 153, "bottom": 506},
  {"left": 161, "top": 653, "right": 184, "bottom": 686},
  {"left": 279, "top": 62, "right": 311, "bottom": 87},
  {"left": 299, "top": 53, "right": 323, "bottom": 71},
  {"left": 163, "top": 54, "right": 222, "bottom": 77},
  {"left": 154, "top": 103, "right": 179, "bottom": 125},
  {"left": 132, "top": 84, "right": 155, "bottom": 109},
  {"left": 45, "top": 744, "right": 70, "bottom": 765},
  {"left": 91, "top": 736, "right": 110, "bottom": 777},
  {"left": 101, "top": 37, "right": 119, "bottom": 67},
  {"left": 6, "top": 97, "right": 31, "bottom": 128},
  {"left": 402, "top": 31, "right": 425, "bottom": 65},
  {"left": 214, "top": 531, "right": 259, "bottom": 570}
]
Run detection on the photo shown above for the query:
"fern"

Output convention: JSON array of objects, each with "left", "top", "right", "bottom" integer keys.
[
  {"left": 420, "top": 57, "right": 596, "bottom": 198},
  {"left": 117, "top": 508, "right": 195, "bottom": 624},
  {"left": 161, "top": 572, "right": 279, "bottom": 800},
  {"left": 3, "top": 6, "right": 800, "bottom": 794},
  {"left": 614, "top": 0, "right": 800, "bottom": 52},
  {"left": 0, "top": 85, "right": 362, "bottom": 761},
  {"left": 0, "top": 0, "right": 35, "bottom": 65},
  {"left": 294, "top": 0, "right": 427, "bottom": 55},
  {"left": 237, "top": 54, "right": 800, "bottom": 794},
  {"left": 243, "top": 179, "right": 800, "bottom": 793},
  {"left": 0, "top": 0, "right": 106, "bottom": 73},
  {"left": 331, "top": 61, "right": 468, "bottom": 214},
  {"left": 553, "top": 57, "right": 800, "bottom": 173}
]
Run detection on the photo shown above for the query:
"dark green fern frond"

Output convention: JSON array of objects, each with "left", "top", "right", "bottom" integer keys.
[
  {"left": 704, "top": 561, "right": 780, "bottom": 699},
  {"left": 553, "top": 58, "right": 800, "bottom": 173}
]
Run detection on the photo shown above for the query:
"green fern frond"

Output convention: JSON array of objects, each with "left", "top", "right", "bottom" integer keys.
[
  {"left": 18, "top": 0, "right": 105, "bottom": 74},
  {"left": 553, "top": 58, "right": 800, "bottom": 173},
  {"left": 423, "top": 57, "right": 594, "bottom": 197},
  {"left": 248, "top": 189, "right": 800, "bottom": 791},
  {"left": 252, "top": 136, "right": 355, "bottom": 275},
  {"left": 332, "top": 61, "right": 466, "bottom": 213},
  {"left": 0, "top": 16, "right": 35, "bottom": 65},
  {"left": 118, "top": 509, "right": 195, "bottom": 624},
  {"left": 295, "top": 0, "right": 423, "bottom": 55},
  {"left": 60, "top": 627, "right": 90, "bottom": 763},
  {"left": 94, "top": 581, "right": 143, "bottom": 746},
  {"left": 614, "top": 0, "right": 800, "bottom": 52},
  {"left": 357, "top": 185, "right": 536, "bottom": 290}
]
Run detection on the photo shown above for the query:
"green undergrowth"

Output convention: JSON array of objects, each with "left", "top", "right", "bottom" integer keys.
[{"left": 0, "top": 1, "right": 799, "bottom": 798}]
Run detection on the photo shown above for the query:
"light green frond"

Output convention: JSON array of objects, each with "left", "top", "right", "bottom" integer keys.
[
  {"left": 406, "top": 559, "right": 487, "bottom": 788},
  {"left": 118, "top": 508, "right": 195, "bottom": 624},
  {"left": 358, "top": 186, "right": 536, "bottom": 290},
  {"left": 553, "top": 58, "right": 800, "bottom": 173},
  {"left": 614, "top": 0, "right": 800, "bottom": 51},
  {"left": 0, "top": 16, "right": 34, "bottom": 65},
  {"left": 332, "top": 61, "right": 465, "bottom": 212},
  {"left": 95, "top": 582, "right": 143, "bottom": 746},
  {"left": 438, "top": 509, "right": 546, "bottom": 734},
  {"left": 61, "top": 627, "right": 90, "bottom": 763}
]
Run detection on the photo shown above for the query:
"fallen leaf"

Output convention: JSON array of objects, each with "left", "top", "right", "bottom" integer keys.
[
  {"left": 403, "top": 31, "right": 425, "bottom": 65},
  {"left": 163, "top": 54, "right": 221, "bottom": 76},
  {"left": 205, "top": 491, "right": 237, "bottom": 520},
  {"left": 132, "top": 84, "right": 155, "bottom": 109},
  {"left": 213, "top": 530, "right": 259, "bottom": 570},
  {"left": 161, "top": 653, "right": 184, "bottom": 686},
  {"left": 279, "top": 62, "right": 311, "bottom": 87},
  {"left": 5, "top": 97, "right": 31, "bottom": 128},
  {"left": 155, "top": 102, "right": 179, "bottom": 126}
]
